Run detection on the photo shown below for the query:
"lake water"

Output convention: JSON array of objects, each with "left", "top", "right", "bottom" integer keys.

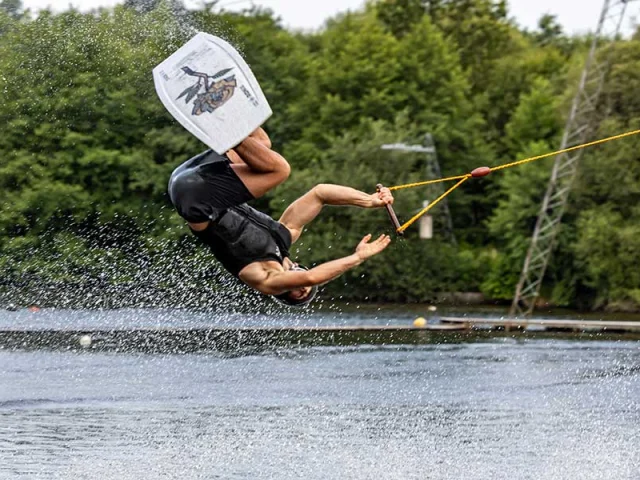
[{"left": 1, "top": 307, "right": 639, "bottom": 479}]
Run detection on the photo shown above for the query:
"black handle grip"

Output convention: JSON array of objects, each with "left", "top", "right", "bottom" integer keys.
[{"left": 377, "top": 184, "right": 404, "bottom": 236}]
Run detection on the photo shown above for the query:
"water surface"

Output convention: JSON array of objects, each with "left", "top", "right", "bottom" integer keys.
[{"left": 1, "top": 309, "right": 639, "bottom": 479}]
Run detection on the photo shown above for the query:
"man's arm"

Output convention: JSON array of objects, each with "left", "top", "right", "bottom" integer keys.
[
  {"left": 241, "top": 233, "right": 391, "bottom": 295},
  {"left": 279, "top": 184, "right": 394, "bottom": 242}
]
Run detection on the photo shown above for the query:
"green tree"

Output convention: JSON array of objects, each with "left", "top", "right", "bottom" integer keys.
[
  {"left": 0, "top": 0, "right": 22, "bottom": 19},
  {"left": 123, "top": 0, "right": 186, "bottom": 15},
  {"left": 0, "top": 6, "right": 197, "bottom": 284},
  {"left": 375, "top": 0, "right": 425, "bottom": 37},
  {"left": 535, "top": 14, "right": 563, "bottom": 45},
  {"left": 570, "top": 119, "right": 640, "bottom": 309},
  {"left": 567, "top": 39, "right": 640, "bottom": 309},
  {"left": 1, "top": 1, "right": 639, "bottom": 309},
  {"left": 482, "top": 78, "right": 562, "bottom": 299},
  {"left": 378, "top": 0, "right": 512, "bottom": 88}
]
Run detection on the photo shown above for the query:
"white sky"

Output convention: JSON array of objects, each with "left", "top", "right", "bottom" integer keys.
[{"left": 20, "top": 0, "right": 640, "bottom": 35}]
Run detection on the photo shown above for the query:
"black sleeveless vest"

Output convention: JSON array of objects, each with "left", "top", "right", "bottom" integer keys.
[{"left": 192, "top": 204, "right": 292, "bottom": 277}]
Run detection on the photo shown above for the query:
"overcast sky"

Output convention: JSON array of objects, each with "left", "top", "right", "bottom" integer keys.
[{"left": 20, "top": 0, "right": 640, "bottom": 35}]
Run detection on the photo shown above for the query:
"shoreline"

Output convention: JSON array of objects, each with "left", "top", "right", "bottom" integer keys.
[{"left": 3, "top": 299, "right": 640, "bottom": 321}]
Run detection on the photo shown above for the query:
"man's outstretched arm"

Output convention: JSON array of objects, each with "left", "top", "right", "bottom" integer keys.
[
  {"left": 241, "top": 233, "right": 392, "bottom": 295},
  {"left": 279, "top": 184, "right": 394, "bottom": 242}
]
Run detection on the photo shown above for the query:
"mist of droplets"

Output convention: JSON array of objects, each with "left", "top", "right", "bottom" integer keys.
[{"left": 0, "top": 4, "right": 315, "bottom": 322}]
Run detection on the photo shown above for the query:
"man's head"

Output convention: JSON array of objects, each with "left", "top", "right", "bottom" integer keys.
[{"left": 274, "top": 264, "right": 318, "bottom": 307}]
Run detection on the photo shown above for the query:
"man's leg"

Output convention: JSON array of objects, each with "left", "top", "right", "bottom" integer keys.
[
  {"left": 229, "top": 129, "right": 290, "bottom": 198},
  {"left": 227, "top": 128, "right": 271, "bottom": 164}
]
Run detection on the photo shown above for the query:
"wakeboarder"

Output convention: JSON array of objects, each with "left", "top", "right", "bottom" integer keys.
[{"left": 168, "top": 128, "right": 393, "bottom": 306}]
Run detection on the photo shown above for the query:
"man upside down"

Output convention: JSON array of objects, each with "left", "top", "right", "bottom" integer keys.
[{"left": 168, "top": 128, "right": 393, "bottom": 306}]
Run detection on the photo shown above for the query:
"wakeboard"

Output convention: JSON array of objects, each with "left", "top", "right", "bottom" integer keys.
[{"left": 153, "top": 32, "right": 272, "bottom": 154}]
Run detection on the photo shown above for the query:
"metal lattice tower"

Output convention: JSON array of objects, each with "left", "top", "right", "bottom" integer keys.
[{"left": 510, "top": 0, "right": 634, "bottom": 318}]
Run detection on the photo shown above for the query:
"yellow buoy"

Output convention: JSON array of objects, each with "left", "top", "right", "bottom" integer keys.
[{"left": 413, "top": 317, "right": 427, "bottom": 328}]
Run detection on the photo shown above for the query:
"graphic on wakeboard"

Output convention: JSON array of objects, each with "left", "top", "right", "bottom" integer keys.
[
  {"left": 153, "top": 32, "right": 272, "bottom": 153},
  {"left": 177, "top": 66, "right": 237, "bottom": 116}
]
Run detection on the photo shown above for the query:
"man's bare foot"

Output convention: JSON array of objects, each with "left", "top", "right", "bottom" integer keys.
[{"left": 227, "top": 149, "right": 243, "bottom": 164}]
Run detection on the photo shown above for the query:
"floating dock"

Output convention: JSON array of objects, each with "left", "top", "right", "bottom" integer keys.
[
  {"left": 438, "top": 317, "right": 640, "bottom": 333},
  {"left": 1, "top": 318, "right": 640, "bottom": 353}
]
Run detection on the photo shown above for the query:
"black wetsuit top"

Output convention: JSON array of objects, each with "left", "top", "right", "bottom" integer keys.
[{"left": 192, "top": 204, "right": 292, "bottom": 277}]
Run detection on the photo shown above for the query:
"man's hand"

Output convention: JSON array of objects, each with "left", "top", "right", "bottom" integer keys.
[
  {"left": 369, "top": 187, "right": 394, "bottom": 208},
  {"left": 355, "top": 234, "right": 392, "bottom": 261}
]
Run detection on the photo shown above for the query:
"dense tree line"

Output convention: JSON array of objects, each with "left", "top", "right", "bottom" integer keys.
[{"left": 0, "top": 0, "right": 638, "bottom": 311}]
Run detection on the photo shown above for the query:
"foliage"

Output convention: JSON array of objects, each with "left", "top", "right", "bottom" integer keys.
[
  {"left": 0, "top": 1, "right": 639, "bottom": 310},
  {"left": 0, "top": 0, "right": 21, "bottom": 19},
  {"left": 482, "top": 78, "right": 562, "bottom": 300}
]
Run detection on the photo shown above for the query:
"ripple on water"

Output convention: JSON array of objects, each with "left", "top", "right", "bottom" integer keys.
[{"left": 0, "top": 338, "right": 639, "bottom": 479}]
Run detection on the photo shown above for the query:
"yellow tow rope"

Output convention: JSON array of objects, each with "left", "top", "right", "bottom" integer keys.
[{"left": 385, "top": 128, "right": 640, "bottom": 234}]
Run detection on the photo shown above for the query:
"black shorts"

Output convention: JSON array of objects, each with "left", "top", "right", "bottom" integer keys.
[{"left": 168, "top": 150, "right": 255, "bottom": 223}]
